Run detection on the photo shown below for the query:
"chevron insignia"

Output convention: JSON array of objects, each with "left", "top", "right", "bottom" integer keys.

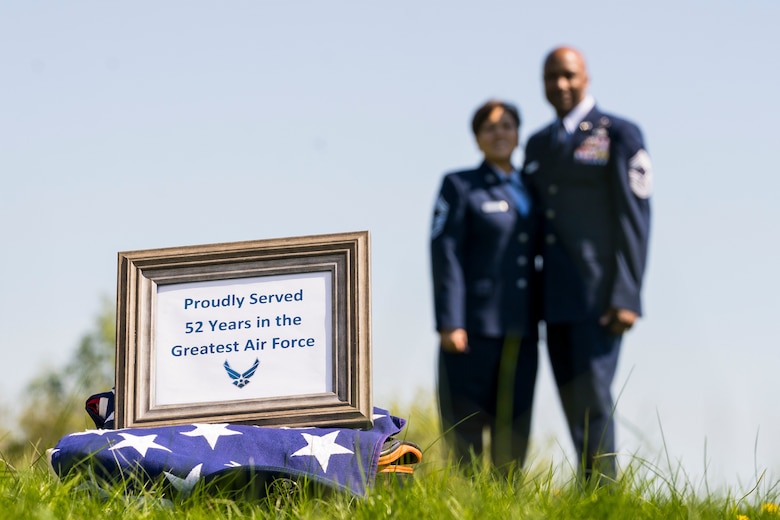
[{"left": 223, "top": 359, "right": 260, "bottom": 388}]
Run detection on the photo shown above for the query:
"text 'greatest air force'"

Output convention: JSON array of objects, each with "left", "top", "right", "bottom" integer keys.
[{"left": 171, "top": 289, "right": 318, "bottom": 358}]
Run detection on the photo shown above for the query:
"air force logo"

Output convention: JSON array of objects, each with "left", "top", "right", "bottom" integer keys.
[{"left": 223, "top": 358, "right": 260, "bottom": 388}]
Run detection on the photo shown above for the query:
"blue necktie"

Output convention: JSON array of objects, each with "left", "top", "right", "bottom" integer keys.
[
  {"left": 554, "top": 119, "right": 568, "bottom": 149},
  {"left": 505, "top": 173, "right": 531, "bottom": 217}
]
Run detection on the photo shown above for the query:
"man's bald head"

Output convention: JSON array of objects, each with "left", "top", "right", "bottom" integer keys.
[{"left": 543, "top": 46, "right": 590, "bottom": 118}]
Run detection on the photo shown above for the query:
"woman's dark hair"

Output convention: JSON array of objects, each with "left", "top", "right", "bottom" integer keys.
[{"left": 471, "top": 100, "right": 521, "bottom": 135}]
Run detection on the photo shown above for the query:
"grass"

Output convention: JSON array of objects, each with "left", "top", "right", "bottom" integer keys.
[{"left": 1, "top": 399, "right": 779, "bottom": 519}]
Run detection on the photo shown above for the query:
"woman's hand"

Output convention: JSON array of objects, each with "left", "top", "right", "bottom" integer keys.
[{"left": 439, "top": 328, "right": 469, "bottom": 353}]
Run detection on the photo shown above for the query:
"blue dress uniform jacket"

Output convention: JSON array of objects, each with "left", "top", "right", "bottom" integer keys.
[
  {"left": 431, "top": 161, "right": 538, "bottom": 338},
  {"left": 430, "top": 160, "right": 539, "bottom": 468},
  {"left": 522, "top": 105, "right": 651, "bottom": 479},
  {"left": 522, "top": 107, "right": 651, "bottom": 323}
]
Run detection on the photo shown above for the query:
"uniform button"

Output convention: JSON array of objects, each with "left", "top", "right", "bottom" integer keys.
[
  {"left": 517, "top": 233, "right": 529, "bottom": 243},
  {"left": 546, "top": 234, "right": 556, "bottom": 244},
  {"left": 516, "top": 278, "right": 528, "bottom": 289},
  {"left": 548, "top": 184, "right": 558, "bottom": 195},
  {"left": 546, "top": 209, "right": 556, "bottom": 219},
  {"left": 517, "top": 256, "right": 528, "bottom": 266}
]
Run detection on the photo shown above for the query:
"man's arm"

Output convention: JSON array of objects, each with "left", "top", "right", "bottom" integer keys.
[{"left": 606, "top": 120, "right": 652, "bottom": 332}]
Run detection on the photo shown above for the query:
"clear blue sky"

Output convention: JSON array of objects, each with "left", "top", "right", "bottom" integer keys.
[{"left": 2, "top": 1, "right": 779, "bottom": 491}]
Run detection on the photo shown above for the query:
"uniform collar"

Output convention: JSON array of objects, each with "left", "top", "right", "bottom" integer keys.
[
  {"left": 484, "top": 161, "right": 517, "bottom": 180},
  {"left": 560, "top": 95, "right": 596, "bottom": 135}
]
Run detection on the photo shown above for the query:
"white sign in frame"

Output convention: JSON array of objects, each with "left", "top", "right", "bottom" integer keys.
[{"left": 115, "top": 231, "right": 372, "bottom": 429}]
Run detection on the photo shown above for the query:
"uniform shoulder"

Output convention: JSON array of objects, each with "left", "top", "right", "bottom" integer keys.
[
  {"left": 523, "top": 126, "right": 549, "bottom": 159},
  {"left": 527, "top": 122, "right": 553, "bottom": 141},
  {"left": 594, "top": 109, "right": 642, "bottom": 134},
  {"left": 592, "top": 109, "right": 646, "bottom": 150},
  {"left": 441, "top": 164, "right": 488, "bottom": 184}
]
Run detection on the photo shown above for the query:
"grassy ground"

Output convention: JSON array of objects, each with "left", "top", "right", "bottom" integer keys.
[{"left": 2, "top": 399, "right": 779, "bottom": 519}]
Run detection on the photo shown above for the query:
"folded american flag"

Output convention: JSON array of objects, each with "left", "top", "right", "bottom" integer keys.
[{"left": 50, "top": 390, "right": 416, "bottom": 497}]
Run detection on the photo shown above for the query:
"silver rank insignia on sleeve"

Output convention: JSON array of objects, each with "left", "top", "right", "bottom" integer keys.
[
  {"left": 628, "top": 149, "right": 653, "bottom": 199},
  {"left": 431, "top": 195, "right": 449, "bottom": 239}
]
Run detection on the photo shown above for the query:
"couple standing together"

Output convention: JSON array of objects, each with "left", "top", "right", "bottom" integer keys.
[{"left": 430, "top": 46, "right": 652, "bottom": 481}]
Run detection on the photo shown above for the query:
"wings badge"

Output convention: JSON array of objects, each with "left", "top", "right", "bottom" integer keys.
[{"left": 223, "top": 358, "right": 260, "bottom": 388}]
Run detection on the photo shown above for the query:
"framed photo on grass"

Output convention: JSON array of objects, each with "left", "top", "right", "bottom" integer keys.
[{"left": 115, "top": 231, "right": 372, "bottom": 430}]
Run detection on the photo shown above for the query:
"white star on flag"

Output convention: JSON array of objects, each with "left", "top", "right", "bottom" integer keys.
[
  {"left": 291, "top": 431, "right": 354, "bottom": 473},
  {"left": 179, "top": 423, "right": 242, "bottom": 449},
  {"left": 164, "top": 463, "right": 203, "bottom": 495},
  {"left": 108, "top": 433, "right": 172, "bottom": 457},
  {"left": 70, "top": 429, "right": 112, "bottom": 437}
]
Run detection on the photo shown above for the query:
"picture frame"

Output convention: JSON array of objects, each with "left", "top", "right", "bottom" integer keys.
[{"left": 115, "top": 231, "right": 372, "bottom": 430}]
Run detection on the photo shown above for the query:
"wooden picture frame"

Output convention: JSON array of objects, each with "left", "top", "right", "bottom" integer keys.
[{"left": 115, "top": 231, "right": 372, "bottom": 429}]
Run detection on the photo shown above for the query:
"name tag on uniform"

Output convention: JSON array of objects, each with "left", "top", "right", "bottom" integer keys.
[{"left": 481, "top": 200, "right": 509, "bottom": 213}]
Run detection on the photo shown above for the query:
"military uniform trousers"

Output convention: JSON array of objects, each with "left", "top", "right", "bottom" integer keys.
[
  {"left": 438, "top": 333, "right": 538, "bottom": 469},
  {"left": 546, "top": 320, "right": 622, "bottom": 479}
]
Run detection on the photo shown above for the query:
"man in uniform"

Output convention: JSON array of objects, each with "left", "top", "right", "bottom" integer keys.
[{"left": 522, "top": 47, "right": 652, "bottom": 481}]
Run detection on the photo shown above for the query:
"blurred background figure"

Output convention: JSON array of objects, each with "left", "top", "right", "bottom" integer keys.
[
  {"left": 430, "top": 99, "right": 539, "bottom": 472},
  {"left": 522, "top": 46, "right": 652, "bottom": 482}
]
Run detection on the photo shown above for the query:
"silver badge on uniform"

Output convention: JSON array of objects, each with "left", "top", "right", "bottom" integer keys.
[
  {"left": 431, "top": 195, "right": 449, "bottom": 239},
  {"left": 628, "top": 149, "right": 653, "bottom": 199},
  {"left": 481, "top": 200, "right": 510, "bottom": 213},
  {"left": 524, "top": 161, "right": 539, "bottom": 174}
]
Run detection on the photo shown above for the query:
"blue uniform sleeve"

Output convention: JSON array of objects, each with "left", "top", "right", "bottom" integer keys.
[
  {"left": 610, "top": 122, "right": 652, "bottom": 315},
  {"left": 430, "top": 174, "right": 467, "bottom": 331}
]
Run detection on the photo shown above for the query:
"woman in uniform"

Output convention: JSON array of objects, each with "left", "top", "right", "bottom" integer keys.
[{"left": 430, "top": 99, "right": 539, "bottom": 472}]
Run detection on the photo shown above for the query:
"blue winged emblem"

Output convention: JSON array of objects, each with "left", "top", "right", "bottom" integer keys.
[{"left": 223, "top": 358, "right": 260, "bottom": 388}]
